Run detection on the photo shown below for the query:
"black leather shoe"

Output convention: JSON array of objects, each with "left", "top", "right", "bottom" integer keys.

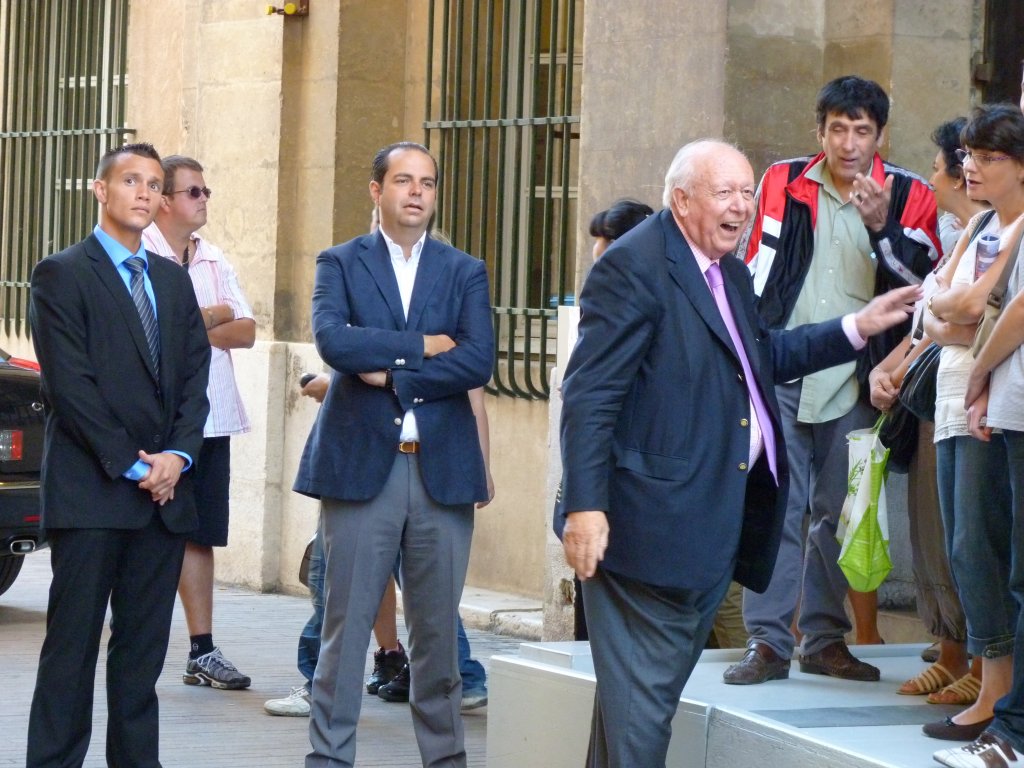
[
  {"left": 366, "top": 644, "right": 407, "bottom": 694},
  {"left": 799, "top": 642, "right": 880, "bottom": 681},
  {"left": 723, "top": 643, "right": 790, "bottom": 685},
  {"left": 923, "top": 716, "right": 994, "bottom": 741},
  {"left": 377, "top": 663, "right": 410, "bottom": 702}
]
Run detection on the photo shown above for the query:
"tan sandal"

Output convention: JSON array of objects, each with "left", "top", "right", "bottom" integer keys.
[
  {"left": 897, "top": 662, "right": 956, "bottom": 695},
  {"left": 927, "top": 672, "right": 982, "bottom": 705}
]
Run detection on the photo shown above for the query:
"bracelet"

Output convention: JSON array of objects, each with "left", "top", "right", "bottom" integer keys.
[
  {"left": 384, "top": 368, "right": 394, "bottom": 392},
  {"left": 926, "top": 295, "right": 936, "bottom": 318}
]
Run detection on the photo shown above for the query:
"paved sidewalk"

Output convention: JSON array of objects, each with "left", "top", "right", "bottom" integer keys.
[{"left": 1, "top": 553, "right": 524, "bottom": 767}]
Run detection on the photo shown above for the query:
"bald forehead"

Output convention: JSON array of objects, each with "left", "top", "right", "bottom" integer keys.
[{"left": 697, "top": 146, "right": 753, "bottom": 185}]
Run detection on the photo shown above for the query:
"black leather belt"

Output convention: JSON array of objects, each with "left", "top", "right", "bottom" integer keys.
[{"left": 398, "top": 441, "right": 420, "bottom": 454}]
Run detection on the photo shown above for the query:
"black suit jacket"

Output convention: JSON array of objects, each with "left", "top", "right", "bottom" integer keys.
[
  {"left": 29, "top": 233, "right": 211, "bottom": 532},
  {"left": 556, "top": 210, "right": 857, "bottom": 592}
]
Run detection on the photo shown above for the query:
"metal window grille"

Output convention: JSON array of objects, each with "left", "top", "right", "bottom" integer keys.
[
  {"left": 0, "top": 0, "right": 131, "bottom": 337},
  {"left": 425, "top": 0, "right": 582, "bottom": 399}
]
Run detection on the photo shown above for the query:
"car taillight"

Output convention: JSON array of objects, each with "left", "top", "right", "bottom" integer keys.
[{"left": 0, "top": 429, "right": 23, "bottom": 461}]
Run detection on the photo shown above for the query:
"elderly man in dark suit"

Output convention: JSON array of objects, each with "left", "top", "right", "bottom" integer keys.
[
  {"left": 556, "top": 139, "right": 920, "bottom": 767},
  {"left": 294, "top": 141, "right": 493, "bottom": 768},
  {"left": 27, "top": 142, "right": 211, "bottom": 767}
]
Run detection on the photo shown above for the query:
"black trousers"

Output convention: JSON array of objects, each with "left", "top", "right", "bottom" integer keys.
[{"left": 27, "top": 515, "right": 186, "bottom": 768}]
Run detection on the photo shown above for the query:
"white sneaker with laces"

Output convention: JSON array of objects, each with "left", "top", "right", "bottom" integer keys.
[
  {"left": 264, "top": 686, "right": 312, "bottom": 717},
  {"left": 934, "top": 731, "right": 1023, "bottom": 768}
]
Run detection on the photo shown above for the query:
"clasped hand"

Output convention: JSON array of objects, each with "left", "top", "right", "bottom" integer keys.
[{"left": 137, "top": 451, "right": 185, "bottom": 505}]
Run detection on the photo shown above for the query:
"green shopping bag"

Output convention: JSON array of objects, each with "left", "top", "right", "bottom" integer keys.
[{"left": 837, "top": 418, "right": 892, "bottom": 592}]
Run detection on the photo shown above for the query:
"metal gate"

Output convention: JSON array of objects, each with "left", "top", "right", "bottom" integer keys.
[
  {"left": 0, "top": 0, "right": 131, "bottom": 336},
  {"left": 425, "top": 0, "right": 582, "bottom": 399}
]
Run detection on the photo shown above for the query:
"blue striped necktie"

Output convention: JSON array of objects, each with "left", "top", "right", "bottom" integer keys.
[{"left": 124, "top": 256, "right": 160, "bottom": 375}]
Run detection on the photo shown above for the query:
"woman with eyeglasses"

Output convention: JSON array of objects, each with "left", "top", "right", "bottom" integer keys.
[
  {"left": 920, "top": 103, "right": 1024, "bottom": 743},
  {"left": 873, "top": 117, "right": 989, "bottom": 705}
]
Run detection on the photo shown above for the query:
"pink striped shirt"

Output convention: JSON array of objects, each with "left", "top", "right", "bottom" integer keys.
[{"left": 143, "top": 224, "right": 252, "bottom": 437}]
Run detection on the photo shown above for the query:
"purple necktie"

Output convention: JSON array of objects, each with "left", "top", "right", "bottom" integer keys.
[{"left": 705, "top": 261, "right": 777, "bottom": 481}]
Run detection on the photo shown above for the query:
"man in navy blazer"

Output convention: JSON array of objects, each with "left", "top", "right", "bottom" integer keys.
[
  {"left": 556, "top": 139, "right": 919, "bottom": 767},
  {"left": 27, "top": 143, "right": 210, "bottom": 767},
  {"left": 294, "top": 141, "right": 493, "bottom": 768}
]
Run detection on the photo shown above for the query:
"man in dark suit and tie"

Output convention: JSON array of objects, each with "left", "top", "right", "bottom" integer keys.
[
  {"left": 556, "top": 139, "right": 920, "bottom": 767},
  {"left": 26, "top": 142, "right": 211, "bottom": 768},
  {"left": 293, "top": 141, "right": 493, "bottom": 768}
]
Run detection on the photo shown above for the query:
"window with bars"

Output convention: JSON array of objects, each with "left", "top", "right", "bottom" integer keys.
[
  {"left": 0, "top": 0, "right": 131, "bottom": 337},
  {"left": 425, "top": 0, "right": 582, "bottom": 399}
]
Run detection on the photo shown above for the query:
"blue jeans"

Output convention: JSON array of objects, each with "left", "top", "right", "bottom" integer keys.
[
  {"left": 394, "top": 553, "right": 486, "bottom": 694},
  {"left": 935, "top": 435, "right": 1016, "bottom": 657},
  {"left": 458, "top": 618, "right": 486, "bottom": 693},
  {"left": 298, "top": 528, "right": 325, "bottom": 685},
  {"left": 992, "top": 431, "right": 1024, "bottom": 748}
]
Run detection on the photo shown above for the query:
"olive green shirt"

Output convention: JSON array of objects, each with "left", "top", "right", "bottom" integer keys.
[{"left": 785, "top": 161, "right": 875, "bottom": 423}]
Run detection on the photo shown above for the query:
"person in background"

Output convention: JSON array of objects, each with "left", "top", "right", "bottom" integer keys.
[
  {"left": 143, "top": 154, "right": 256, "bottom": 691},
  {"left": 922, "top": 103, "right": 1024, "bottom": 743},
  {"left": 868, "top": 117, "right": 986, "bottom": 705},
  {"left": 940, "top": 87, "right": 1024, "bottom": 768},
  {"left": 589, "top": 199, "right": 654, "bottom": 261},
  {"left": 726, "top": 75, "right": 938, "bottom": 687}
]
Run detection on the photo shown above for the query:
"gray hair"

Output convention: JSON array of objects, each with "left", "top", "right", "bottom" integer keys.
[{"left": 662, "top": 139, "right": 743, "bottom": 208}]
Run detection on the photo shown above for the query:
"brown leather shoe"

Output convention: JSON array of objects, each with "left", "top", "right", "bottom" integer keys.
[
  {"left": 799, "top": 642, "right": 880, "bottom": 681},
  {"left": 723, "top": 643, "right": 790, "bottom": 685}
]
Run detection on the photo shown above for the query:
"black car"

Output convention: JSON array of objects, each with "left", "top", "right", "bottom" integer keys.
[{"left": 0, "top": 346, "right": 44, "bottom": 596}]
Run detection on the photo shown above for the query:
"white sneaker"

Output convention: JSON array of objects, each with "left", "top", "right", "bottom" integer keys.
[
  {"left": 461, "top": 689, "right": 488, "bottom": 711},
  {"left": 264, "top": 686, "right": 311, "bottom": 717},
  {"left": 934, "top": 732, "right": 1023, "bottom": 767}
]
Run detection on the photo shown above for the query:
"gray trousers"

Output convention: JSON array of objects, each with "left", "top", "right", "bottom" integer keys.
[
  {"left": 583, "top": 564, "right": 734, "bottom": 768},
  {"left": 306, "top": 454, "right": 473, "bottom": 768},
  {"left": 742, "top": 380, "right": 876, "bottom": 658}
]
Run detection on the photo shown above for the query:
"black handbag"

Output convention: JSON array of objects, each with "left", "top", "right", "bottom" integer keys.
[
  {"left": 898, "top": 341, "right": 941, "bottom": 422},
  {"left": 878, "top": 402, "right": 918, "bottom": 474}
]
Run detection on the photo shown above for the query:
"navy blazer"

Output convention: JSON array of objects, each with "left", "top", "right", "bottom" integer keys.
[
  {"left": 29, "top": 234, "right": 211, "bottom": 533},
  {"left": 556, "top": 210, "right": 857, "bottom": 592},
  {"left": 294, "top": 233, "right": 494, "bottom": 506}
]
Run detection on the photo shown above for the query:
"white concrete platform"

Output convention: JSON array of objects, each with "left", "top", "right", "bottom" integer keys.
[{"left": 487, "top": 641, "right": 969, "bottom": 768}]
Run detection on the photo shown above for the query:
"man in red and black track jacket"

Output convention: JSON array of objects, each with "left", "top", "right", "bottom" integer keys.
[{"left": 723, "top": 76, "right": 939, "bottom": 690}]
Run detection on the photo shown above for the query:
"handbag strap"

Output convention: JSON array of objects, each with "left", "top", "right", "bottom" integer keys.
[{"left": 986, "top": 216, "right": 1024, "bottom": 310}]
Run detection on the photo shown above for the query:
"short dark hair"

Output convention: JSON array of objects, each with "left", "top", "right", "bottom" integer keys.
[
  {"left": 370, "top": 142, "right": 438, "bottom": 186},
  {"left": 931, "top": 117, "right": 968, "bottom": 180},
  {"left": 95, "top": 142, "right": 161, "bottom": 181},
  {"left": 160, "top": 155, "right": 204, "bottom": 195},
  {"left": 960, "top": 103, "right": 1024, "bottom": 163},
  {"left": 815, "top": 76, "right": 890, "bottom": 133},
  {"left": 588, "top": 199, "right": 653, "bottom": 241}
]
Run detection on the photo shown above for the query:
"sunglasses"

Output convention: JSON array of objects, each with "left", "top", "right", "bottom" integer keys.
[{"left": 166, "top": 185, "right": 212, "bottom": 200}]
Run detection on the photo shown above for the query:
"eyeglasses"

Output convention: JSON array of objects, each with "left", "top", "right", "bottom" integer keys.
[
  {"left": 955, "top": 149, "right": 1013, "bottom": 167},
  {"left": 166, "top": 185, "right": 212, "bottom": 200}
]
